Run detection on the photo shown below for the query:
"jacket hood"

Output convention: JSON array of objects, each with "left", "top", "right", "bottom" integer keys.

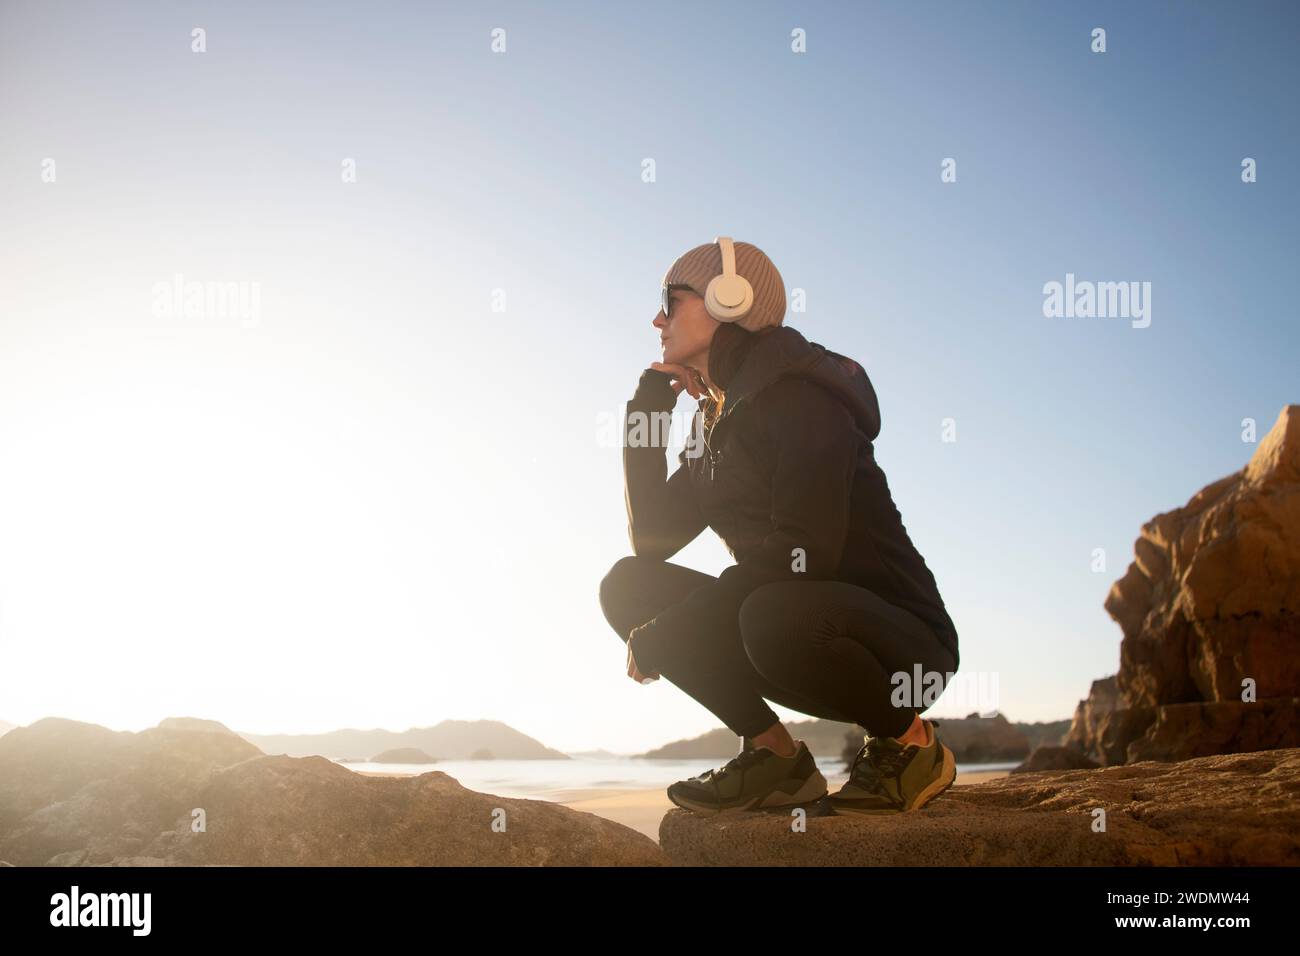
[{"left": 710, "top": 325, "right": 881, "bottom": 442}]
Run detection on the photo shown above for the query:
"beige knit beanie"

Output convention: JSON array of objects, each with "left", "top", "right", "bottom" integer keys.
[{"left": 661, "top": 239, "right": 787, "bottom": 332}]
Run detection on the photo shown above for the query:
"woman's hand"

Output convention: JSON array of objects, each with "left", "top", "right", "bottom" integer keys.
[
  {"left": 650, "top": 362, "right": 708, "bottom": 401},
  {"left": 627, "top": 637, "right": 660, "bottom": 684}
]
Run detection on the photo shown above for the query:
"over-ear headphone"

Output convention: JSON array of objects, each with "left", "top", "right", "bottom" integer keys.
[{"left": 704, "top": 236, "right": 754, "bottom": 323}]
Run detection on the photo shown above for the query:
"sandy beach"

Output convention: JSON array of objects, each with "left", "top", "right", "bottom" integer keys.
[{"left": 354, "top": 767, "right": 1011, "bottom": 842}]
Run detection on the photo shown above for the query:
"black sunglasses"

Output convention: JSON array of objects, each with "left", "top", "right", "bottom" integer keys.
[{"left": 661, "top": 283, "right": 696, "bottom": 320}]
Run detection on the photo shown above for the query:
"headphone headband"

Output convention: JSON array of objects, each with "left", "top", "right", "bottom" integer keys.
[
  {"left": 717, "top": 236, "right": 737, "bottom": 279},
  {"left": 705, "top": 235, "right": 754, "bottom": 322}
]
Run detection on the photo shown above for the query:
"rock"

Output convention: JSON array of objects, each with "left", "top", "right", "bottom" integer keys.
[
  {"left": 1128, "top": 698, "right": 1299, "bottom": 763},
  {"left": 0, "top": 717, "right": 663, "bottom": 867},
  {"left": 142, "top": 755, "right": 663, "bottom": 866},
  {"left": 1068, "top": 405, "right": 1300, "bottom": 764},
  {"left": 0, "top": 717, "right": 264, "bottom": 866},
  {"left": 1016, "top": 719, "right": 1072, "bottom": 753},
  {"left": 923, "top": 713, "right": 1029, "bottom": 763},
  {"left": 1069, "top": 695, "right": 1299, "bottom": 769},
  {"left": 1012, "top": 745, "right": 1100, "bottom": 773},
  {"left": 1068, "top": 676, "right": 1120, "bottom": 753},
  {"left": 659, "top": 748, "right": 1300, "bottom": 866}
]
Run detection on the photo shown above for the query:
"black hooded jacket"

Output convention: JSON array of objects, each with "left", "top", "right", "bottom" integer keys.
[{"left": 622, "top": 325, "right": 959, "bottom": 675}]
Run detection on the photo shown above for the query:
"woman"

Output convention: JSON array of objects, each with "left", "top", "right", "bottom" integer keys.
[{"left": 599, "top": 237, "right": 961, "bottom": 816}]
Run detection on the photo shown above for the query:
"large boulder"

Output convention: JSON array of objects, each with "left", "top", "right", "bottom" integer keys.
[
  {"left": 0, "top": 717, "right": 663, "bottom": 867},
  {"left": 134, "top": 755, "right": 662, "bottom": 866},
  {"left": 1068, "top": 405, "right": 1300, "bottom": 763},
  {"left": 659, "top": 748, "right": 1300, "bottom": 866},
  {"left": 0, "top": 717, "right": 263, "bottom": 865}
]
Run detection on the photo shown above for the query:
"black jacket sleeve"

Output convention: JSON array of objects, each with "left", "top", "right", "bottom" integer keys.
[
  {"left": 627, "top": 378, "right": 859, "bottom": 676},
  {"left": 623, "top": 368, "right": 708, "bottom": 562}
]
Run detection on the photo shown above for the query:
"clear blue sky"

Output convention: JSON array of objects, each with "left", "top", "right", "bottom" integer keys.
[{"left": 0, "top": 1, "right": 1296, "bottom": 752}]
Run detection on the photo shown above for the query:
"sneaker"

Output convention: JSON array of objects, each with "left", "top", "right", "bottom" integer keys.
[
  {"left": 825, "top": 718, "right": 956, "bottom": 815},
  {"left": 666, "top": 739, "right": 828, "bottom": 815}
]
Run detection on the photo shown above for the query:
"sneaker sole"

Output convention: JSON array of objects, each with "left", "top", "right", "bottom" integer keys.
[
  {"left": 828, "top": 742, "right": 958, "bottom": 816},
  {"left": 668, "top": 768, "right": 829, "bottom": 817}
]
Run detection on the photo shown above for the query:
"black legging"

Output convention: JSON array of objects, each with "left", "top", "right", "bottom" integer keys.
[{"left": 599, "top": 555, "right": 958, "bottom": 743}]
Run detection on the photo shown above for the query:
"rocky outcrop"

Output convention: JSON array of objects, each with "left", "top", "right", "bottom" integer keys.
[
  {"left": 0, "top": 717, "right": 263, "bottom": 866},
  {"left": 659, "top": 748, "right": 1300, "bottom": 866},
  {"left": 1016, "top": 719, "right": 1072, "bottom": 753},
  {"left": 1068, "top": 405, "right": 1300, "bottom": 764},
  {"left": 0, "top": 717, "right": 663, "bottom": 866},
  {"left": 925, "top": 713, "right": 1030, "bottom": 762},
  {"left": 1069, "top": 693, "right": 1299, "bottom": 766},
  {"left": 1013, "top": 745, "right": 1100, "bottom": 773}
]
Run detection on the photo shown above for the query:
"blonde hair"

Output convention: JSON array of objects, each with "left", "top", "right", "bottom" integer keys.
[{"left": 702, "top": 381, "right": 726, "bottom": 434}]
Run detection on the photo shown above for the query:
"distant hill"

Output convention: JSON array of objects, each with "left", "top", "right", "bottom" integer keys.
[
  {"left": 239, "top": 719, "right": 568, "bottom": 761},
  {"left": 0, "top": 720, "right": 15, "bottom": 738},
  {"left": 640, "top": 714, "right": 1072, "bottom": 762},
  {"left": 641, "top": 718, "right": 859, "bottom": 759},
  {"left": 157, "top": 717, "right": 236, "bottom": 735},
  {"left": 370, "top": 747, "right": 437, "bottom": 764}
]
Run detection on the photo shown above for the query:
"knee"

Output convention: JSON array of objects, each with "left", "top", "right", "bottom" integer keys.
[
  {"left": 598, "top": 555, "right": 646, "bottom": 640},
  {"left": 599, "top": 555, "right": 644, "bottom": 601}
]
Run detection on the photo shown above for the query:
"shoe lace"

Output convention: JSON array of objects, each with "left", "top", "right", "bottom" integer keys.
[
  {"left": 847, "top": 736, "right": 915, "bottom": 792},
  {"left": 695, "top": 745, "right": 773, "bottom": 784}
]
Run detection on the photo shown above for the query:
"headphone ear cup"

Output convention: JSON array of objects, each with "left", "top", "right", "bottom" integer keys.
[{"left": 705, "top": 273, "right": 754, "bottom": 320}]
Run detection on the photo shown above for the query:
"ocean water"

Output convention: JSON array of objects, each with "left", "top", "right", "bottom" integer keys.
[{"left": 334, "top": 754, "right": 1021, "bottom": 798}]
